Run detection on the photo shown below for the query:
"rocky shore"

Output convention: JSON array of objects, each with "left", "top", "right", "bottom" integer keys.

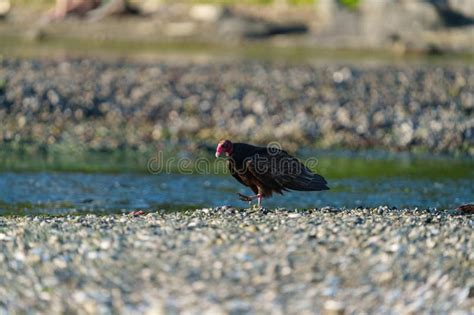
[
  {"left": 1, "top": 58, "right": 473, "bottom": 155},
  {"left": 0, "top": 207, "right": 472, "bottom": 314}
]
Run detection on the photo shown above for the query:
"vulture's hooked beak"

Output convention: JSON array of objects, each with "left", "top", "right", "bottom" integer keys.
[{"left": 215, "top": 152, "right": 221, "bottom": 158}]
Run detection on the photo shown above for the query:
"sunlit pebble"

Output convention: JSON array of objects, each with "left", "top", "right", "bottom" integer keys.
[
  {"left": 323, "top": 300, "right": 345, "bottom": 315},
  {"left": 17, "top": 116, "right": 26, "bottom": 128},
  {"left": 152, "top": 128, "right": 162, "bottom": 140},
  {"left": 47, "top": 90, "right": 60, "bottom": 105},
  {"left": 332, "top": 67, "right": 352, "bottom": 83}
]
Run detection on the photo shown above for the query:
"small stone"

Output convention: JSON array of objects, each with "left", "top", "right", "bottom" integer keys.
[{"left": 323, "top": 300, "right": 345, "bottom": 315}]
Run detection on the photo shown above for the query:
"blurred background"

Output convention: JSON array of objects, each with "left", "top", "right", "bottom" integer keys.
[
  {"left": 2, "top": 0, "right": 474, "bottom": 54},
  {"left": 0, "top": 0, "right": 473, "bottom": 212}
]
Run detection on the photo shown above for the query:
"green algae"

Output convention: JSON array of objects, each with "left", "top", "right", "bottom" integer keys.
[{"left": 1, "top": 144, "right": 472, "bottom": 180}]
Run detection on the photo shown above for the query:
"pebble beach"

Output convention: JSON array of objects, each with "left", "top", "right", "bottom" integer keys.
[
  {"left": 1, "top": 207, "right": 472, "bottom": 314},
  {"left": 1, "top": 58, "right": 473, "bottom": 155}
]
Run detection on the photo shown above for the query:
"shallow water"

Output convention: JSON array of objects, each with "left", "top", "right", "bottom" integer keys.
[{"left": 0, "top": 172, "right": 472, "bottom": 215}]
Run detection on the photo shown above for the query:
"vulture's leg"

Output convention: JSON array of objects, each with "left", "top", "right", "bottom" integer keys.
[{"left": 257, "top": 195, "right": 262, "bottom": 208}]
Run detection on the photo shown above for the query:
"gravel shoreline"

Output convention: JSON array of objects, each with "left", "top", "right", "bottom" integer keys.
[
  {"left": 1, "top": 207, "right": 472, "bottom": 314},
  {"left": 1, "top": 59, "right": 473, "bottom": 155}
]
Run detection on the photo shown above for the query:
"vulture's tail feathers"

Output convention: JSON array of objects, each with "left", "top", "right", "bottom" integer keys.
[{"left": 284, "top": 172, "right": 329, "bottom": 191}]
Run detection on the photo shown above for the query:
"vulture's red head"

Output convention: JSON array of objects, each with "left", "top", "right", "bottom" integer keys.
[{"left": 215, "top": 139, "right": 233, "bottom": 158}]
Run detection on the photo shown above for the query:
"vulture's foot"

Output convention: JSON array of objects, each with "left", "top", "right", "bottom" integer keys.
[
  {"left": 238, "top": 193, "right": 253, "bottom": 202},
  {"left": 251, "top": 204, "right": 263, "bottom": 211},
  {"left": 238, "top": 193, "right": 263, "bottom": 208},
  {"left": 130, "top": 210, "right": 146, "bottom": 217}
]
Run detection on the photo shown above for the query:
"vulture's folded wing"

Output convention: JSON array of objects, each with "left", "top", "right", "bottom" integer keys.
[
  {"left": 246, "top": 150, "right": 329, "bottom": 191},
  {"left": 227, "top": 159, "right": 247, "bottom": 186}
]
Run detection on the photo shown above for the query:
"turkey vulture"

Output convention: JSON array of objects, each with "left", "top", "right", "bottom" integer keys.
[{"left": 215, "top": 140, "right": 329, "bottom": 207}]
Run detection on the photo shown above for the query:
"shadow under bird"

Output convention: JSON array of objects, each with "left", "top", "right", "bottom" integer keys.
[{"left": 215, "top": 140, "right": 329, "bottom": 207}]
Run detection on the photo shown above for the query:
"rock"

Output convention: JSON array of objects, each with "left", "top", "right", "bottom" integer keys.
[
  {"left": 0, "top": 0, "right": 10, "bottom": 18},
  {"left": 323, "top": 300, "right": 345, "bottom": 315},
  {"left": 432, "top": 0, "right": 474, "bottom": 24},
  {"left": 360, "top": 0, "right": 442, "bottom": 48},
  {"left": 189, "top": 4, "right": 224, "bottom": 22},
  {"left": 312, "top": 0, "right": 473, "bottom": 53},
  {"left": 447, "top": 0, "right": 474, "bottom": 18},
  {"left": 395, "top": 121, "right": 415, "bottom": 147},
  {"left": 136, "top": 0, "right": 163, "bottom": 15}
]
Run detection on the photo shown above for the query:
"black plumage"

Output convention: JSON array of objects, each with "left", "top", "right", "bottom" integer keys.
[{"left": 216, "top": 140, "right": 329, "bottom": 204}]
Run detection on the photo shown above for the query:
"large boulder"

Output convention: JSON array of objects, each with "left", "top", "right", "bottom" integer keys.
[
  {"left": 312, "top": 0, "right": 473, "bottom": 53},
  {"left": 360, "top": 0, "right": 442, "bottom": 47}
]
